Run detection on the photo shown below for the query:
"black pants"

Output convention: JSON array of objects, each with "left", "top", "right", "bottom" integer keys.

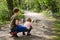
[
  {"left": 27, "top": 26, "right": 32, "bottom": 35},
  {"left": 10, "top": 27, "right": 16, "bottom": 32},
  {"left": 22, "top": 26, "right": 32, "bottom": 35}
]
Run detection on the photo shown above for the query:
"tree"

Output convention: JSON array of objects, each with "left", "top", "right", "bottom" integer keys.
[
  {"left": 19, "top": 0, "right": 21, "bottom": 5},
  {"left": 6, "top": 0, "right": 14, "bottom": 18}
]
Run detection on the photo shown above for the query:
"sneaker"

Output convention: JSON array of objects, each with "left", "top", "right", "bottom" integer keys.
[
  {"left": 10, "top": 32, "right": 18, "bottom": 37},
  {"left": 11, "top": 34, "right": 18, "bottom": 38},
  {"left": 14, "top": 35, "right": 18, "bottom": 37},
  {"left": 10, "top": 32, "right": 13, "bottom": 35}
]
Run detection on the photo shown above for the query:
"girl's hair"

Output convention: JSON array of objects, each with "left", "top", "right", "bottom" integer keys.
[
  {"left": 27, "top": 18, "right": 32, "bottom": 22},
  {"left": 13, "top": 7, "right": 19, "bottom": 13}
]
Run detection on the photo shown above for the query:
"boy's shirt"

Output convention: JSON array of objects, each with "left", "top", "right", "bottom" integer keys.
[{"left": 10, "top": 14, "right": 19, "bottom": 29}]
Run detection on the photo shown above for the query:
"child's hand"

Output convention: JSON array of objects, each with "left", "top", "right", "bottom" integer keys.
[{"left": 27, "top": 27, "right": 30, "bottom": 29}]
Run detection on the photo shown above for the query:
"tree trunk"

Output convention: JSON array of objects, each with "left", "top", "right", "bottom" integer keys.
[
  {"left": 19, "top": 0, "right": 21, "bottom": 5},
  {"left": 6, "top": 0, "right": 14, "bottom": 18}
]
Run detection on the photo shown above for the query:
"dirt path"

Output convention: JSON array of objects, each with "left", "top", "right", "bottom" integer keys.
[{"left": 0, "top": 11, "right": 55, "bottom": 40}]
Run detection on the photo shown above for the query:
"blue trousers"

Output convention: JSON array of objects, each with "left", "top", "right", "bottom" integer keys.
[{"left": 12, "top": 25, "right": 28, "bottom": 33}]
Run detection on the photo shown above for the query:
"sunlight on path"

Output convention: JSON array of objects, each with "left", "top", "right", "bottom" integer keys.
[{"left": 24, "top": 11, "right": 48, "bottom": 20}]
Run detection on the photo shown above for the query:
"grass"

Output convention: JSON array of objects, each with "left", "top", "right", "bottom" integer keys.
[
  {"left": 53, "top": 19, "right": 60, "bottom": 40},
  {"left": 42, "top": 10, "right": 56, "bottom": 21},
  {"left": 42, "top": 10, "right": 60, "bottom": 40}
]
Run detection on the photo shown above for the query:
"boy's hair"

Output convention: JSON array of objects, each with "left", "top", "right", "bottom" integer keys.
[
  {"left": 13, "top": 7, "right": 19, "bottom": 13},
  {"left": 27, "top": 18, "right": 32, "bottom": 22}
]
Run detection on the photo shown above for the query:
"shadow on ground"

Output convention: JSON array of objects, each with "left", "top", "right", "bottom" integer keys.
[{"left": 12, "top": 35, "right": 50, "bottom": 40}]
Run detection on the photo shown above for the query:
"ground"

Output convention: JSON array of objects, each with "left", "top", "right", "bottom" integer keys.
[{"left": 0, "top": 11, "right": 55, "bottom": 40}]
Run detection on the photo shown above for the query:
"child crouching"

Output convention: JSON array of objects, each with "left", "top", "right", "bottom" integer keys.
[{"left": 24, "top": 18, "right": 33, "bottom": 36}]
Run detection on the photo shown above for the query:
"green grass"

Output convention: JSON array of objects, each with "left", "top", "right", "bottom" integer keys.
[{"left": 54, "top": 20, "right": 60, "bottom": 40}]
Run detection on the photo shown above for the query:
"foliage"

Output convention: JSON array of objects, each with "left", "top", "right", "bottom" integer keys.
[
  {"left": 18, "top": 14, "right": 25, "bottom": 19},
  {"left": 0, "top": 0, "right": 9, "bottom": 24},
  {"left": 0, "top": 0, "right": 60, "bottom": 24},
  {"left": 54, "top": 19, "right": 60, "bottom": 40}
]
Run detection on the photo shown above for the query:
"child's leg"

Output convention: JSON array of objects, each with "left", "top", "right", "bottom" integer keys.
[
  {"left": 11, "top": 32, "right": 18, "bottom": 37},
  {"left": 10, "top": 27, "right": 18, "bottom": 37},
  {"left": 16, "top": 25, "right": 27, "bottom": 32},
  {"left": 22, "top": 32, "right": 25, "bottom": 35},
  {"left": 15, "top": 25, "right": 28, "bottom": 35},
  {"left": 10, "top": 25, "right": 28, "bottom": 36},
  {"left": 27, "top": 26, "right": 32, "bottom": 35}
]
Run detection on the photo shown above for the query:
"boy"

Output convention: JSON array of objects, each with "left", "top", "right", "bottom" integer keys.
[{"left": 10, "top": 8, "right": 27, "bottom": 37}]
